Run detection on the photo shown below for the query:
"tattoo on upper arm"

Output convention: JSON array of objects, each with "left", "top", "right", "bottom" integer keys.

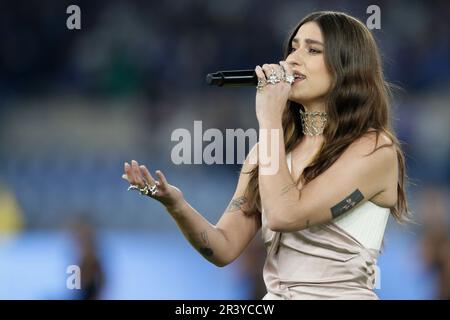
[
  {"left": 226, "top": 196, "right": 247, "bottom": 212},
  {"left": 199, "top": 230, "right": 214, "bottom": 257},
  {"left": 330, "top": 189, "right": 364, "bottom": 219},
  {"left": 280, "top": 182, "right": 297, "bottom": 196}
]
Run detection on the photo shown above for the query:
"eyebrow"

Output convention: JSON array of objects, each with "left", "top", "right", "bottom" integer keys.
[{"left": 291, "top": 38, "right": 324, "bottom": 46}]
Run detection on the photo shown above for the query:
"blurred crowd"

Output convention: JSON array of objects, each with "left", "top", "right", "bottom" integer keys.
[
  {"left": 0, "top": 0, "right": 449, "bottom": 299},
  {"left": 1, "top": 0, "right": 449, "bottom": 99}
]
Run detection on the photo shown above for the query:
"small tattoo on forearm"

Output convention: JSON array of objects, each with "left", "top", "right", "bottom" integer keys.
[
  {"left": 306, "top": 219, "right": 310, "bottom": 228},
  {"left": 200, "top": 231, "right": 209, "bottom": 245},
  {"left": 330, "top": 189, "right": 364, "bottom": 219},
  {"left": 226, "top": 196, "right": 247, "bottom": 212},
  {"left": 199, "top": 231, "right": 214, "bottom": 257}
]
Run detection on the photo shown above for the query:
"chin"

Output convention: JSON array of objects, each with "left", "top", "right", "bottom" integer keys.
[
  {"left": 289, "top": 91, "right": 328, "bottom": 108},
  {"left": 288, "top": 93, "right": 309, "bottom": 106}
]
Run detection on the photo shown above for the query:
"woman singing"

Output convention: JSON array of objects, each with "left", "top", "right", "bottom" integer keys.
[{"left": 122, "top": 11, "right": 409, "bottom": 299}]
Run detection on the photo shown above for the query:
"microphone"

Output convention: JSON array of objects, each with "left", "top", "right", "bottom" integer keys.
[{"left": 206, "top": 70, "right": 257, "bottom": 87}]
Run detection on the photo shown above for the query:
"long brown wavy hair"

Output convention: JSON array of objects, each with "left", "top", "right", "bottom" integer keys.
[{"left": 243, "top": 11, "right": 409, "bottom": 222}]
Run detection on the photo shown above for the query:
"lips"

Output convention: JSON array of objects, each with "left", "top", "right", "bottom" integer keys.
[{"left": 293, "top": 71, "right": 306, "bottom": 82}]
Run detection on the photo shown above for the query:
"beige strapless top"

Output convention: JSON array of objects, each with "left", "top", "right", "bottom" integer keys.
[{"left": 261, "top": 152, "right": 388, "bottom": 300}]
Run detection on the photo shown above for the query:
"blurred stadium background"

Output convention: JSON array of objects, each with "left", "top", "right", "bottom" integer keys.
[{"left": 0, "top": 0, "right": 449, "bottom": 299}]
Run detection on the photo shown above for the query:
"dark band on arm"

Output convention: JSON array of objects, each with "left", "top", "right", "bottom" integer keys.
[{"left": 330, "top": 189, "right": 364, "bottom": 219}]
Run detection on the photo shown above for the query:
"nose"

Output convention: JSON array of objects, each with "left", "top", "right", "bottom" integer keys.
[{"left": 286, "top": 51, "right": 303, "bottom": 68}]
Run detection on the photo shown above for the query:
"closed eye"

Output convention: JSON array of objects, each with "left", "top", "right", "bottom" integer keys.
[
  {"left": 289, "top": 47, "right": 322, "bottom": 54},
  {"left": 308, "top": 48, "right": 322, "bottom": 54}
]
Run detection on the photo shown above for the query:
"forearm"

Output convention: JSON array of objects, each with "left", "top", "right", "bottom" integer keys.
[
  {"left": 258, "top": 120, "right": 302, "bottom": 227},
  {"left": 165, "top": 199, "right": 232, "bottom": 267}
]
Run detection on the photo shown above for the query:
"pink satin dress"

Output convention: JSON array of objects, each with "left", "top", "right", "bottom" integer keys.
[{"left": 261, "top": 153, "right": 380, "bottom": 300}]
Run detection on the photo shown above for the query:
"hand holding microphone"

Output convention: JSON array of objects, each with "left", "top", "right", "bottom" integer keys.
[
  {"left": 254, "top": 61, "right": 295, "bottom": 123},
  {"left": 206, "top": 61, "right": 294, "bottom": 88},
  {"left": 206, "top": 61, "right": 295, "bottom": 124}
]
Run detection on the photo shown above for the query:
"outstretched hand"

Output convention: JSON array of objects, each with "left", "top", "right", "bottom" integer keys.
[{"left": 122, "top": 160, "right": 184, "bottom": 210}]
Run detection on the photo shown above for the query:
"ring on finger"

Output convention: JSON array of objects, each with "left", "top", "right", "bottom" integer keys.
[
  {"left": 139, "top": 183, "right": 150, "bottom": 196},
  {"left": 266, "top": 72, "right": 281, "bottom": 85},
  {"left": 127, "top": 182, "right": 158, "bottom": 196},
  {"left": 266, "top": 67, "right": 281, "bottom": 85},
  {"left": 138, "top": 183, "right": 158, "bottom": 196},
  {"left": 283, "top": 73, "right": 295, "bottom": 84},
  {"left": 149, "top": 184, "right": 158, "bottom": 196},
  {"left": 127, "top": 184, "right": 140, "bottom": 192},
  {"left": 278, "top": 64, "right": 293, "bottom": 84},
  {"left": 257, "top": 78, "right": 266, "bottom": 91},
  {"left": 279, "top": 63, "right": 294, "bottom": 84},
  {"left": 127, "top": 182, "right": 147, "bottom": 194}
]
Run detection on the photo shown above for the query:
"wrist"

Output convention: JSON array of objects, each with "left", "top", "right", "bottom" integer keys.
[
  {"left": 258, "top": 117, "right": 283, "bottom": 128},
  {"left": 165, "top": 198, "right": 187, "bottom": 217}
]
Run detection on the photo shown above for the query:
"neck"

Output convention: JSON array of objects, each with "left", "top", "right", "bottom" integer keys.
[
  {"left": 299, "top": 105, "right": 328, "bottom": 136},
  {"left": 302, "top": 102, "right": 326, "bottom": 113}
]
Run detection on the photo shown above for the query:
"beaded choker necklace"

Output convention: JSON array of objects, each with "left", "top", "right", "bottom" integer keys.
[{"left": 299, "top": 110, "right": 328, "bottom": 136}]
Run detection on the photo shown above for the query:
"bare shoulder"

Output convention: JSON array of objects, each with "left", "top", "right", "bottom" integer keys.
[{"left": 346, "top": 129, "right": 397, "bottom": 163}]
